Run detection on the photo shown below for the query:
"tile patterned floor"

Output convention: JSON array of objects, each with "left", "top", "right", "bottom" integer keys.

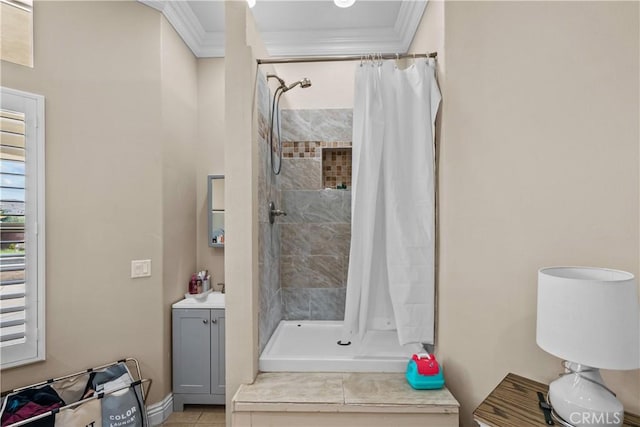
[{"left": 160, "top": 404, "right": 225, "bottom": 427}]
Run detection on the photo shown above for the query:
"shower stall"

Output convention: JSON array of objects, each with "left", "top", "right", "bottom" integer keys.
[{"left": 256, "top": 56, "right": 440, "bottom": 372}]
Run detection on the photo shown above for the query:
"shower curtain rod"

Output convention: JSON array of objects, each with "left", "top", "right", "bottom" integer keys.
[{"left": 256, "top": 52, "right": 437, "bottom": 65}]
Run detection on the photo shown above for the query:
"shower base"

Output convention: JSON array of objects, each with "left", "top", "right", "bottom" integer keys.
[{"left": 259, "top": 320, "right": 413, "bottom": 372}]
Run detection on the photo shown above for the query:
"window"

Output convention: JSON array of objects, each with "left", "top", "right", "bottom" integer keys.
[
  {"left": 0, "top": 87, "right": 45, "bottom": 369},
  {"left": 0, "top": 0, "right": 34, "bottom": 68}
]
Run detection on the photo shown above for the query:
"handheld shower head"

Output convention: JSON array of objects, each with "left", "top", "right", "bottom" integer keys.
[
  {"left": 267, "top": 75, "right": 312, "bottom": 176},
  {"left": 283, "top": 78, "right": 312, "bottom": 92}
]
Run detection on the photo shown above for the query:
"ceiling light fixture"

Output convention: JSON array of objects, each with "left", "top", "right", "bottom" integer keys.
[
  {"left": 247, "top": 0, "right": 256, "bottom": 8},
  {"left": 334, "top": 0, "right": 356, "bottom": 8}
]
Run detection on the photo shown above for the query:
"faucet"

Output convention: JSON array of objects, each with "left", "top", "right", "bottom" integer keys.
[{"left": 268, "top": 201, "right": 287, "bottom": 225}]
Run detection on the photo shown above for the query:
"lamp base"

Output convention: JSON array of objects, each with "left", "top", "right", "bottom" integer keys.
[{"left": 548, "top": 362, "right": 623, "bottom": 427}]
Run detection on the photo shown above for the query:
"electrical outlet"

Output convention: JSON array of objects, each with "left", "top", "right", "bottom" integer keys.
[{"left": 131, "top": 259, "right": 151, "bottom": 278}]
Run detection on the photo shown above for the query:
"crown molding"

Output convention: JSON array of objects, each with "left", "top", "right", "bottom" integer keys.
[
  {"left": 262, "top": 26, "right": 404, "bottom": 57},
  {"left": 395, "top": 1, "right": 428, "bottom": 53},
  {"left": 138, "top": 0, "right": 162, "bottom": 13},
  {"left": 139, "top": 0, "right": 427, "bottom": 59},
  {"left": 139, "top": 0, "right": 224, "bottom": 58},
  {"left": 199, "top": 32, "right": 225, "bottom": 58},
  {"left": 263, "top": 0, "right": 428, "bottom": 57}
]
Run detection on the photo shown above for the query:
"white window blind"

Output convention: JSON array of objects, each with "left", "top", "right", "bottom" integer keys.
[{"left": 0, "top": 87, "right": 45, "bottom": 369}]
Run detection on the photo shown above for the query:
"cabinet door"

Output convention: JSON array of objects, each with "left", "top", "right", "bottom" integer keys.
[
  {"left": 173, "top": 309, "right": 211, "bottom": 394},
  {"left": 210, "top": 309, "right": 225, "bottom": 395}
]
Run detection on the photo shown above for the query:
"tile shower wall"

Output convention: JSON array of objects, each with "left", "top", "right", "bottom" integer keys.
[
  {"left": 279, "top": 109, "right": 353, "bottom": 321},
  {"left": 258, "top": 73, "right": 282, "bottom": 353}
]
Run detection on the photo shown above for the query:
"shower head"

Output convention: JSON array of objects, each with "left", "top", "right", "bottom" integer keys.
[
  {"left": 299, "top": 78, "right": 312, "bottom": 88},
  {"left": 283, "top": 78, "right": 312, "bottom": 92}
]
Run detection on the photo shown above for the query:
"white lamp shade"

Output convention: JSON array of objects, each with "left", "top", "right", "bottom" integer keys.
[
  {"left": 334, "top": 0, "right": 356, "bottom": 8},
  {"left": 537, "top": 267, "right": 640, "bottom": 370}
]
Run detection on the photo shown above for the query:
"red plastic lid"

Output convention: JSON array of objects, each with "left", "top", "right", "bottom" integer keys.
[{"left": 411, "top": 354, "right": 439, "bottom": 375}]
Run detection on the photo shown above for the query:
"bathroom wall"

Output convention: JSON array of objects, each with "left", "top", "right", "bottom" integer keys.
[
  {"left": 196, "top": 58, "right": 226, "bottom": 289},
  {"left": 224, "top": 1, "right": 268, "bottom": 416},
  {"left": 256, "top": 71, "right": 358, "bottom": 348},
  {"left": 0, "top": 1, "right": 222, "bottom": 406},
  {"left": 257, "top": 71, "right": 283, "bottom": 352},
  {"left": 409, "top": 0, "right": 445, "bottom": 82},
  {"left": 278, "top": 109, "right": 353, "bottom": 321},
  {"left": 272, "top": 62, "right": 356, "bottom": 110},
  {"left": 410, "top": 2, "right": 640, "bottom": 425},
  {"left": 160, "top": 17, "right": 198, "bottom": 401},
  {"left": 264, "top": 61, "right": 357, "bottom": 328},
  {"left": 0, "top": 1, "right": 168, "bottom": 403}
]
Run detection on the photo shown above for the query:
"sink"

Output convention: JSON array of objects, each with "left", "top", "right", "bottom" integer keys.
[
  {"left": 173, "top": 291, "right": 225, "bottom": 309},
  {"left": 206, "top": 291, "right": 225, "bottom": 307}
]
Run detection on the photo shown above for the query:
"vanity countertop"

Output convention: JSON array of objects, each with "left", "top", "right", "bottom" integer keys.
[{"left": 173, "top": 291, "right": 225, "bottom": 309}]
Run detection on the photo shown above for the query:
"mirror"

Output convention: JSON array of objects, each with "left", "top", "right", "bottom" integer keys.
[
  {"left": 208, "top": 175, "right": 224, "bottom": 247},
  {"left": 211, "top": 177, "right": 225, "bottom": 210}
]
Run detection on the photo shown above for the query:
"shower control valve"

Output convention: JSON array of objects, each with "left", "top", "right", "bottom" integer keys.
[{"left": 268, "top": 201, "right": 287, "bottom": 225}]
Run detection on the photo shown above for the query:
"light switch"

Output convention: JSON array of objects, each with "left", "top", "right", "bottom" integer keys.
[{"left": 131, "top": 259, "right": 151, "bottom": 278}]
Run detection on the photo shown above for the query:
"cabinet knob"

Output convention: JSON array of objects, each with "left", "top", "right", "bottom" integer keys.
[
  {"left": 212, "top": 318, "right": 217, "bottom": 324},
  {"left": 203, "top": 319, "right": 208, "bottom": 324}
]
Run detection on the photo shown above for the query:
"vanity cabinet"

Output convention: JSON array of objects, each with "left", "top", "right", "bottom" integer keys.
[{"left": 172, "top": 307, "right": 225, "bottom": 410}]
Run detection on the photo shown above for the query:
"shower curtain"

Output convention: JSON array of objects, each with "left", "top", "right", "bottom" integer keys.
[{"left": 342, "top": 58, "right": 441, "bottom": 349}]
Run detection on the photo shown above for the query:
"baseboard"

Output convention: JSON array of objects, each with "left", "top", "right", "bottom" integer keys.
[{"left": 146, "top": 393, "right": 173, "bottom": 426}]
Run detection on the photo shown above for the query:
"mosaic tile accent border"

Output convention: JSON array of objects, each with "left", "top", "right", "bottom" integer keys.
[
  {"left": 283, "top": 141, "right": 351, "bottom": 158},
  {"left": 323, "top": 148, "right": 352, "bottom": 189}
]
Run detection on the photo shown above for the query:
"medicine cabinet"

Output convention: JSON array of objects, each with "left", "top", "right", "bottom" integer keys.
[{"left": 208, "top": 175, "right": 224, "bottom": 248}]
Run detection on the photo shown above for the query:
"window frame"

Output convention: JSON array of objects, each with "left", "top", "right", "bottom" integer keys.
[{"left": 0, "top": 86, "right": 45, "bottom": 369}]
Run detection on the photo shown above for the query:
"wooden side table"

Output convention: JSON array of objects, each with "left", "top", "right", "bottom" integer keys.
[{"left": 473, "top": 373, "right": 640, "bottom": 427}]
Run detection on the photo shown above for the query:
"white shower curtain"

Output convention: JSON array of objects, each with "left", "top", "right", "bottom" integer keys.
[{"left": 342, "top": 58, "right": 441, "bottom": 349}]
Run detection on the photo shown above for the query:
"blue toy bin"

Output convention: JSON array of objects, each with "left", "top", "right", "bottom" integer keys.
[{"left": 405, "top": 357, "right": 445, "bottom": 390}]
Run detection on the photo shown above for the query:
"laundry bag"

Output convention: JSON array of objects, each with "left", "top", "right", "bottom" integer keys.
[
  {"left": 53, "top": 399, "right": 102, "bottom": 427},
  {"left": 0, "top": 359, "right": 150, "bottom": 427},
  {"left": 82, "top": 363, "right": 147, "bottom": 427},
  {"left": 0, "top": 385, "right": 64, "bottom": 426}
]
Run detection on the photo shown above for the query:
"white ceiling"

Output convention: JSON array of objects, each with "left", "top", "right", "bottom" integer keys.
[{"left": 139, "top": 0, "right": 427, "bottom": 58}]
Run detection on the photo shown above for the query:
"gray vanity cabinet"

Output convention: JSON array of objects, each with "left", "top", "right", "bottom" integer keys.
[{"left": 172, "top": 307, "right": 225, "bottom": 410}]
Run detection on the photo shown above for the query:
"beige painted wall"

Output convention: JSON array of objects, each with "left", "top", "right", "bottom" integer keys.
[
  {"left": 196, "top": 58, "right": 225, "bottom": 287},
  {"left": 160, "top": 17, "right": 198, "bottom": 400},
  {"left": 0, "top": 1, "right": 205, "bottom": 406},
  {"left": 0, "top": 1, "right": 166, "bottom": 402},
  {"left": 409, "top": 0, "right": 444, "bottom": 78},
  {"left": 271, "top": 61, "right": 357, "bottom": 110},
  {"left": 224, "top": 2, "right": 272, "bottom": 424},
  {"left": 437, "top": 2, "right": 639, "bottom": 425}
]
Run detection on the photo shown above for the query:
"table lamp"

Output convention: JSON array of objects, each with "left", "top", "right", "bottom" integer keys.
[{"left": 537, "top": 267, "right": 640, "bottom": 427}]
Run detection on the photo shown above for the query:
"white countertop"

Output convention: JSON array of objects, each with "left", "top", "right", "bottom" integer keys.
[{"left": 172, "top": 291, "right": 225, "bottom": 309}]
